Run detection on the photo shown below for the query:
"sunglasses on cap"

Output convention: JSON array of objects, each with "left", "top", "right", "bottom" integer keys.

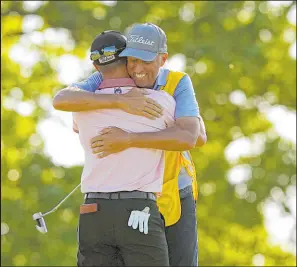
[{"left": 90, "top": 45, "right": 125, "bottom": 61}]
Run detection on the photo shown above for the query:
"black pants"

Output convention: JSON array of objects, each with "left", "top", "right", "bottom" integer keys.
[
  {"left": 166, "top": 186, "right": 198, "bottom": 266},
  {"left": 77, "top": 198, "right": 169, "bottom": 266}
]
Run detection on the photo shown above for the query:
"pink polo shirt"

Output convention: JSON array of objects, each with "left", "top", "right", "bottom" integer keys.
[{"left": 72, "top": 78, "right": 176, "bottom": 193}]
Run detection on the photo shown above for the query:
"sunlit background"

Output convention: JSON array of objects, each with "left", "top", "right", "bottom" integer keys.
[{"left": 1, "top": 1, "right": 296, "bottom": 266}]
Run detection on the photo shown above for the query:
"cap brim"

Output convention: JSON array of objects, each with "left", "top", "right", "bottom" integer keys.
[{"left": 119, "top": 48, "right": 157, "bottom": 61}]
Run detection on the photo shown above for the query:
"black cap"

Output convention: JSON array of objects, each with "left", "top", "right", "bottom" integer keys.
[{"left": 90, "top": 30, "right": 127, "bottom": 66}]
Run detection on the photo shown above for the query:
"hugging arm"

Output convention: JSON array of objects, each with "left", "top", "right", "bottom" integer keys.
[
  {"left": 52, "top": 72, "right": 163, "bottom": 119},
  {"left": 53, "top": 86, "right": 121, "bottom": 112},
  {"left": 127, "top": 115, "right": 206, "bottom": 151},
  {"left": 90, "top": 116, "right": 200, "bottom": 158},
  {"left": 129, "top": 74, "right": 205, "bottom": 151},
  {"left": 129, "top": 116, "right": 200, "bottom": 151},
  {"left": 141, "top": 74, "right": 206, "bottom": 150},
  {"left": 90, "top": 74, "right": 205, "bottom": 157},
  {"left": 129, "top": 114, "right": 207, "bottom": 150}
]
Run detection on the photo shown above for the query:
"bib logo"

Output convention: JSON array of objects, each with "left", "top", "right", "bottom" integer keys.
[{"left": 128, "top": 35, "right": 155, "bottom": 46}]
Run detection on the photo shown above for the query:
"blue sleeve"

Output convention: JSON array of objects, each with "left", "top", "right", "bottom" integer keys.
[
  {"left": 71, "top": 72, "right": 103, "bottom": 92},
  {"left": 173, "top": 74, "right": 200, "bottom": 119}
]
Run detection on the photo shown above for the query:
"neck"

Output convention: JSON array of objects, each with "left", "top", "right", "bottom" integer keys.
[{"left": 101, "top": 67, "right": 130, "bottom": 79}]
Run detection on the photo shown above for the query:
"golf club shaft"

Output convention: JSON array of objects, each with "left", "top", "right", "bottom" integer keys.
[{"left": 42, "top": 183, "right": 81, "bottom": 217}]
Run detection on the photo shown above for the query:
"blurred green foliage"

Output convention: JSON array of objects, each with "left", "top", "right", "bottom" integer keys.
[{"left": 1, "top": 1, "right": 296, "bottom": 266}]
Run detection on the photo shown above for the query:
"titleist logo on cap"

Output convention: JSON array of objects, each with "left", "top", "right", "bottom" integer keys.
[{"left": 128, "top": 35, "right": 155, "bottom": 46}]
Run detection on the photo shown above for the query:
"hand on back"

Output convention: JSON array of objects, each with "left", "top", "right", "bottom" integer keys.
[{"left": 119, "top": 88, "right": 163, "bottom": 119}]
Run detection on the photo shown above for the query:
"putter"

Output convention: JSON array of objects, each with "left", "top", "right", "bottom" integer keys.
[{"left": 33, "top": 183, "right": 81, "bottom": 233}]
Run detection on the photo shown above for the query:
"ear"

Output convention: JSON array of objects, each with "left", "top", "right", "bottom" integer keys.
[
  {"left": 93, "top": 63, "right": 101, "bottom": 72},
  {"left": 159, "top": 53, "right": 168, "bottom": 67}
]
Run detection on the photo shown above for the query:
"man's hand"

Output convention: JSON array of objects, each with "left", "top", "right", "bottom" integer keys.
[
  {"left": 91, "top": 127, "right": 131, "bottom": 158},
  {"left": 118, "top": 88, "right": 163, "bottom": 119},
  {"left": 128, "top": 207, "right": 150, "bottom": 235}
]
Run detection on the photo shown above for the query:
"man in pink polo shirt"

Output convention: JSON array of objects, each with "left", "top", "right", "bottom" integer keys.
[{"left": 73, "top": 31, "right": 173, "bottom": 266}]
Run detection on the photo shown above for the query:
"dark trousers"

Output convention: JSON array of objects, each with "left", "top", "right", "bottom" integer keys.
[
  {"left": 166, "top": 186, "right": 198, "bottom": 266},
  {"left": 77, "top": 198, "right": 169, "bottom": 266}
]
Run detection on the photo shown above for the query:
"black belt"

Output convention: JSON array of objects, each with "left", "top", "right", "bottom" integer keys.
[{"left": 85, "top": 191, "right": 156, "bottom": 201}]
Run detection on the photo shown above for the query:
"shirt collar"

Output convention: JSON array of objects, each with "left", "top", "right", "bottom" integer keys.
[
  {"left": 98, "top": 78, "right": 136, "bottom": 89},
  {"left": 152, "top": 68, "right": 169, "bottom": 90}
]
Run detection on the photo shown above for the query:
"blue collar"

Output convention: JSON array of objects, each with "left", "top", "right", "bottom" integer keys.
[{"left": 152, "top": 68, "right": 170, "bottom": 90}]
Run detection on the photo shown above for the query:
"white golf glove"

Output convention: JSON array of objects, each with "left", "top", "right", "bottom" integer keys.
[{"left": 128, "top": 207, "right": 150, "bottom": 234}]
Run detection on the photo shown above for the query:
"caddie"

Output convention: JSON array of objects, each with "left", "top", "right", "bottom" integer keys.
[{"left": 53, "top": 23, "right": 207, "bottom": 267}]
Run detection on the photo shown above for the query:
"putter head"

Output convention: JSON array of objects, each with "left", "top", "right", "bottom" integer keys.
[{"left": 33, "top": 212, "right": 48, "bottom": 233}]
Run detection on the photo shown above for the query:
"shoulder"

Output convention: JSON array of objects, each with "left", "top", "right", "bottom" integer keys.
[
  {"left": 178, "top": 73, "right": 192, "bottom": 85},
  {"left": 88, "top": 72, "right": 103, "bottom": 85},
  {"left": 165, "top": 69, "right": 190, "bottom": 88},
  {"left": 72, "top": 72, "right": 103, "bottom": 92},
  {"left": 170, "top": 73, "right": 199, "bottom": 118},
  {"left": 172, "top": 73, "right": 193, "bottom": 97},
  {"left": 163, "top": 68, "right": 187, "bottom": 78}
]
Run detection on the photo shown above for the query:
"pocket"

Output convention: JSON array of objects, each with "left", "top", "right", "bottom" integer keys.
[
  {"left": 80, "top": 203, "right": 99, "bottom": 214},
  {"left": 78, "top": 202, "right": 102, "bottom": 247},
  {"left": 160, "top": 213, "right": 166, "bottom": 228},
  {"left": 181, "top": 194, "right": 196, "bottom": 217},
  {"left": 149, "top": 206, "right": 166, "bottom": 232},
  {"left": 124, "top": 199, "right": 155, "bottom": 214}
]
